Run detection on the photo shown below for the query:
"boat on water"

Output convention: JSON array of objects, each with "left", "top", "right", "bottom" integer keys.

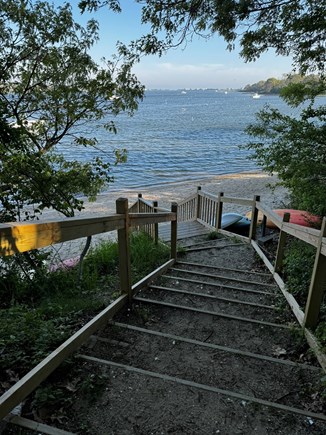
[{"left": 252, "top": 93, "right": 260, "bottom": 99}]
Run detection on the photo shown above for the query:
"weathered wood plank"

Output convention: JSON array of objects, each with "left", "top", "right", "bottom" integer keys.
[
  {"left": 4, "top": 415, "right": 75, "bottom": 435},
  {"left": 138, "top": 197, "right": 155, "bottom": 209},
  {"left": 132, "top": 258, "right": 175, "bottom": 296},
  {"left": 177, "top": 193, "right": 197, "bottom": 207},
  {"left": 304, "top": 217, "right": 326, "bottom": 329},
  {"left": 197, "top": 190, "right": 254, "bottom": 207},
  {"left": 251, "top": 240, "right": 305, "bottom": 326},
  {"left": 129, "top": 212, "right": 176, "bottom": 226},
  {"left": 216, "top": 192, "right": 224, "bottom": 230},
  {"left": 282, "top": 222, "right": 320, "bottom": 248},
  {"left": 0, "top": 215, "right": 124, "bottom": 256},
  {"left": 249, "top": 195, "right": 260, "bottom": 241},
  {"left": 221, "top": 196, "right": 255, "bottom": 207},
  {"left": 133, "top": 297, "right": 290, "bottom": 328},
  {"left": 116, "top": 199, "right": 132, "bottom": 303},
  {"left": 196, "top": 186, "right": 202, "bottom": 220},
  {"left": 114, "top": 322, "right": 318, "bottom": 369},
  {"left": 79, "top": 355, "right": 326, "bottom": 421},
  {"left": 274, "top": 212, "right": 290, "bottom": 273},
  {"left": 170, "top": 203, "right": 178, "bottom": 259},
  {"left": 256, "top": 203, "right": 283, "bottom": 229}
]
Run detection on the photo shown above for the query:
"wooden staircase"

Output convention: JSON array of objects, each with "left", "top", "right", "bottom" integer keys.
[{"left": 75, "top": 233, "right": 326, "bottom": 434}]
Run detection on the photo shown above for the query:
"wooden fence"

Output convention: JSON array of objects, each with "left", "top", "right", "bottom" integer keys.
[
  {"left": 128, "top": 193, "right": 174, "bottom": 243},
  {"left": 0, "top": 197, "right": 177, "bottom": 420},
  {"left": 2, "top": 188, "right": 326, "bottom": 419},
  {"left": 177, "top": 187, "right": 326, "bottom": 369},
  {"left": 132, "top": 186, "right": 325, "bottom": 334}
]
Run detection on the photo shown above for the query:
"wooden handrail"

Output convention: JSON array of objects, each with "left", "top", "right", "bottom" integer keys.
[
  {"left": 137, "top": 197, "right": 155, "bottom": 208},
  {"left": 0, "top": 215, "right": 125, "bottom": 256},
  {"left": 198, "top": 190, "right": 254, "bottom": 207},
  {"left": 177, "top": 193, "right": 197, "bottom": 207},
  {"left": 154, "top": 206, "right": 170, "bottom": 212},
  {"left": 129, "top": 212, "right": 176, "bottom": 224},
  {"left": 0, "top": 210, "right": 175, "bottom": 256},
  {"left": 192, "top": 187, "right": 326, "bottom": 334},
  {"left": 0, "top": 197, "right": 178, "bottom": 419}
]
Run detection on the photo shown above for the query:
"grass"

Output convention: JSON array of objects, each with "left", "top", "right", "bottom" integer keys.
[
  {"left": 0, "top": 232, "right": 170, "bottom": 382},
  {"left": 282, "top": 238, "right": 316, "bottom": 307},
  {"left": 206, "top": 230, "right": 221, "bottom": 240}
]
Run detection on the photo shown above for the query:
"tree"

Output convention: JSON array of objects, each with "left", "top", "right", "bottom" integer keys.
[
  {"left": 246, "top": 81, "right": 326, "bottom": 216},
  {"left": 0, "top": 0, "right": 144, "bottom": 222},
  {"left": 242, "top": 74, "right": 321, "bottom": 94},
  {"left": 81, "top": 0, "right": 326, "bottom": 76}
]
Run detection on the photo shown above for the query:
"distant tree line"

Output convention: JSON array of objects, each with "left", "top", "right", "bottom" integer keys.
[{"left": 241, "top": 74, "right": 322, "bottom": 94}]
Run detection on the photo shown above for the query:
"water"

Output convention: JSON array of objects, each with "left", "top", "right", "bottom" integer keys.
[{"left": 56, "top": 89, "right": 302, "bottom": 191}]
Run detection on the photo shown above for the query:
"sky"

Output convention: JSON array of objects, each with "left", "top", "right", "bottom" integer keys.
[{"left": 55, "top": 0, "right": 294, "bottom": 90}]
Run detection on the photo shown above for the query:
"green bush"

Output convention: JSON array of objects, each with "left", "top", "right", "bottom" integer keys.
[
  {"left": 0, "top": 307, "right": 70, "bottom": 374},
  {"left": 282, "top": 239, "right": 315, "bottom": 307},
  {"left": 0, "top": 232, "right": 169, "bottom": 378},
  {"left": 315, "top": 321, "right": 326, "bottom": 352}
]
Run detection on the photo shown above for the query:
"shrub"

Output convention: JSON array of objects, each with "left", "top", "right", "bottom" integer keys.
[{"left": 282, "top": 239, "right": 315, "bottom": 307}]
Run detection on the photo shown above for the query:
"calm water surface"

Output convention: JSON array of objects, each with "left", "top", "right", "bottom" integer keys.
[{"left": 56, "top": 90, "right": 308, "bottom": 191}]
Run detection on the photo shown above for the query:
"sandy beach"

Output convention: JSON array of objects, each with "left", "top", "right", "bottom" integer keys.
[
  {"left": 45, "top": 170, "right": 289, "bottom": 220},
  {"left": 44, "top": 171, "right": 289, "bottom": 262}
]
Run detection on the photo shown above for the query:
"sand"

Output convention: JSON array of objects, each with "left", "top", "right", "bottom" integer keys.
[
  {"left": 43, "top": 171, "right": 289, "bottom": 262},
  {"left": 43, "top": 171, "right": 289, "bottom": 220}
]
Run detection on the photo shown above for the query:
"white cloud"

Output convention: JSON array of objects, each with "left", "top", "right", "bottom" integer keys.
[{"left": 134, "top": 61, "right": 292, "bottom": 89}]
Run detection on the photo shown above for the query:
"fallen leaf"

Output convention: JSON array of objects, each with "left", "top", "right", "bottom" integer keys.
[{"left": 272, "top": 346, "right": 287, "bottom": 357}]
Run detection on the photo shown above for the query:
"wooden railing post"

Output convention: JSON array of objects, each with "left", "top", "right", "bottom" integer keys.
[
  {"left": 116, "top": 198, "right": 132, "bottom": 303},
  {"left": 304, "top": 217, "right": 326, "bottom": 329},
  {"left": 171, "top": 202, "right": 178, "bottom": 260},
  {"left": 261, "top": 215, "right": 267, "bottom": 237},
  {"left": 274, "top": 212, "right": 290, "bottom": 273},
  {"left": 215, "top": 192, "right": 224, "bottom": 230},
  {"left": 249, "top": 195, "right": 260, "bottom": 241},
  {"left": 137, "top": 193, "right": 142, "bottom": 213},
  {"left": 196, "top": 186, "right": 202, "bottom": 220},
  {"left": 153, "top": 200, "right": 159, "bottom": 244}
]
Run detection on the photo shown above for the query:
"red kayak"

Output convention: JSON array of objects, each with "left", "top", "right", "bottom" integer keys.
[
  {"left": 268, "top": 209, "right": 321, "bottom": 228},
  {"left": 246, "top": 209, "right": 321, "bottom": 228}
]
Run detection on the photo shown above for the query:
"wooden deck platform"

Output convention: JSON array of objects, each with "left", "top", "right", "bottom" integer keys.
[{"left": 159, "top": 220, "right": 210, "bottom": 241}]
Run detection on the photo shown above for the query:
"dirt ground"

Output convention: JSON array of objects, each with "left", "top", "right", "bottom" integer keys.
[{"left": 4, "top": 230, "right": 325, "bottom": 435}]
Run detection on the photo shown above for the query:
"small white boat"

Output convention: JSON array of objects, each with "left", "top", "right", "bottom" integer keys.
[{"left": 252, "top": 93, "right": 260, "bottom": 99}]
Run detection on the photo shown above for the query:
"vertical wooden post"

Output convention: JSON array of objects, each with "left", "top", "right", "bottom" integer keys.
[
  {"left": 274, "top": 212, "right": 290, "bottom": 273},
  {"left": 116, "top": 198, "right": 132, "bottom": 303},
  {"left": 249, "top": 195, "right": 260, "bottom": 241},
  {"left": 137, "top": 193, "right": 142, "bottom": 213},
  {"left": 153, "top": 200, "right": 158, "bottom": 244},
  {"left": 196, "top": 186, "right": 202, "bottom": 220},
  {"left": 261, "top": 215, "right": 267, "bottom": 237},
  {"left": 304, "top": 217, "right": 326, "bottom": 329},
  {"left": 171, "top": 202, "right": 178, "bottom": 260},
  {"left": 216, "top": 192, "right": 224, "bottom": 230}
]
